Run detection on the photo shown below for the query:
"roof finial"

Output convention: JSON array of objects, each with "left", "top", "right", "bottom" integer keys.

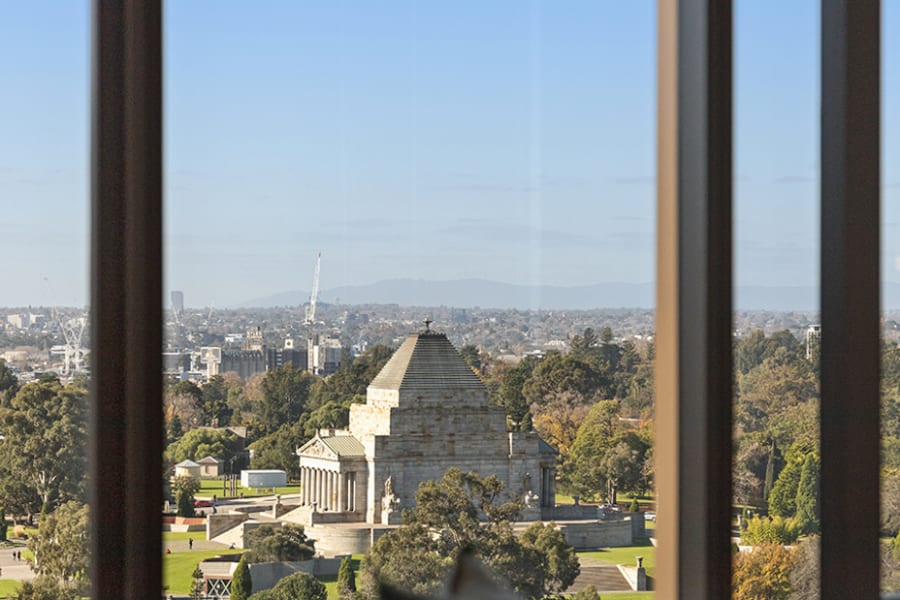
[{"left": 423, "top": 316, "right": 433, "bottom": 332}]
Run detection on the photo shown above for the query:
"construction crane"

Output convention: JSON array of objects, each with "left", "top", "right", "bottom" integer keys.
[
  {"left": 43, "top": 277, "right": 88, "bottom": 377},
  {"left": 305, "top": 252, "right": 322, "bottom": 374}
]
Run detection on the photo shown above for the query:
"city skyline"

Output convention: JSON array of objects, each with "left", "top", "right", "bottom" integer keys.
[{"left": 1, "top": 1, "right": 898, "bottom": 308}]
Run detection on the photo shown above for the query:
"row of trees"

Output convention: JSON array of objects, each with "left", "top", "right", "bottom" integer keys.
[
  {"left": 484, "top": 328, "right": 654, "bottom": 502},
  {"left": 162, "top": 345, "right": 395, "bottom": 479}
]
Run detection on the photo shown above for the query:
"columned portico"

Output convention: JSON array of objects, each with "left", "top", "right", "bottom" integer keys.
[{"left": 297, "top": 433, "right": 367, "bottom": 520}]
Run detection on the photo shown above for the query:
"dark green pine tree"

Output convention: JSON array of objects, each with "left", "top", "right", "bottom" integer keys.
[
  {"left": 230, "top": 555, "right": 252, "bottom": 600},
  {"left": 190, "top": 565, "right": 205, "bottom": 600},
  {"left": 168, "top": 413, "right": 183, "bottom": 443},
  {"left": 763, "top": 441, "right": 776, "bottom": 503},
  {"left": 337, "top": 555, "right": 357, "bottom": 598},
  {"left": 794, "top": 454, "right": 820, "bottom": 535},
  {"left": 176, "top": 489, "right": 195, "bottom": 518}
]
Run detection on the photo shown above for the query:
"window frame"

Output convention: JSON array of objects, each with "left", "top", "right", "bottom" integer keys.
[{"left": 88, "top": 1, "right": 882, "bottom": 597}]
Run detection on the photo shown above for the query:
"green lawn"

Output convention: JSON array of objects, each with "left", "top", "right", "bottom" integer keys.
[
  {"left": 196, "top": 478, "right": 300, "bottom": 499},
  {"left": 588, "top": 593, "right": 653, "bottom": 599},
  {"left": 578, "top": 538, "right": 656, "bottom": 578},
  {"left": 0, "top": 579, "right": 21, "bottom": 599},
  {"left": 555, "top": 491, "right": 656, "bottom": 510},
  {"left": 163, "top": 549, "right": 245, "bottom": 594},
  {"left": 321, "top": 555, "right": 363, "bottom": 599},
  {"left": 162, "top": 530, "right": 197, "bottom": 542},
  {"left": 320, "top": 573, "right": 339, "bottom": 599}
]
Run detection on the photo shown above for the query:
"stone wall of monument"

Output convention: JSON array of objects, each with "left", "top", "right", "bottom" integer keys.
[
  {"left": 386, "top": 404, "right": 508, "bottom": 438},
  {"left": 557, "top": 519, "right": 633, "bottom": 549},
  {"left": 396, "top": 386, "right": 490, "bottom": 408},
  {"left": 364, "top": 453, "right": 549, "bottom": 523}
]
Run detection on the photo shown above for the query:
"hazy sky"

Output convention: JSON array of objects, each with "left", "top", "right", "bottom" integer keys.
[{"left": 1, "top": 2, "right": 898, "bottom": 308}]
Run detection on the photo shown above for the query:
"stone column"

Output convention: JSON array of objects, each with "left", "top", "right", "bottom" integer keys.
[
  {"left": 300, "top": 467, "right": 305, "bottom": 504},
  {"left": 313, "top": 469, "right": 320, "bottom": 508},
  {"left": 350, "top": 472, "right": 356, "bottom": 512},
  {"left": 337, "top": 471, "right": 344, "bottom": 512},
  {"left": 317, "top": 469, "right": 324, "bottom": 508},
  {"left": 327, "top": 471, "right": 334, "bottom": 511},
  {"left": 301, "top": 467, "right": 309, "bottom": 505}
]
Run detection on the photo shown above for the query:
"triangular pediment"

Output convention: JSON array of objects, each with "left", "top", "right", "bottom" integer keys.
[{"left": 297, "top": 436, "right": 339, "bottom": 460}]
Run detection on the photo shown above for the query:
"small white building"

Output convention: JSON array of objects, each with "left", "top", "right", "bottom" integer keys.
[
  {"left": 241, "top": 469, "right": 287, "bottom": 489},
  {"left": 174, "top": 459, "right": 202, "bottom": 480}
]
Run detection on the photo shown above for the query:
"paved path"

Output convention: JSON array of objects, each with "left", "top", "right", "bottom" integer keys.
[
  {"left": 164, "top": 539, "right": 229, "bottom": 553},
  {"left": 0, "top": 543, "right": 35, "bottom": 582}
]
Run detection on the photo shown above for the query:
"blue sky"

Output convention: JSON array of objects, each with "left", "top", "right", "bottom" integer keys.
[{"left": 0, "top": 1, "right": 897, "bottom": 308}]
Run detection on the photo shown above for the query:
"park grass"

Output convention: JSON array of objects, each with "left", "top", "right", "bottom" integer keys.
[
  {"left": 162, "top": 530, "right": 196, "bottom": 542},
  {"left": 555, "top": 491, "right": 656, "bottom": 509},
  {"left": 0, "top": 579, "right": 22, "bottom": 599},
  {"left": 163, "top": 549, "right": 245, "bottom": 594},
  {"left": 321, "top": 555, "right": 363, "bottom": 599},
  {"left": 320, "top": 573, "right": 339, "bottom": 599},
  {"left": 196, "top": 478, "right": 300, "bottom": 499},
  {"left": 578, "top": 537, "right": 656, "bottom": 578}
]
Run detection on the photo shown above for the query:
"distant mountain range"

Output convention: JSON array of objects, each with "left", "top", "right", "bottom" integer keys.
[{"left": 235, "top": 278, "right": 900, "bottom": 311}]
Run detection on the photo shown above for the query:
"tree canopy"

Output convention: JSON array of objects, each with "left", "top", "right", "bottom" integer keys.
[
  {"left": 361, "top": 469, "right": 579, "bottom": 599},
  {"left": 248, "top": 572, "right": 326, "bottom": 600},
  {"left": 27, "top": 501, "right": 89, "bottom": 594},
  {"left": 0, "top": 378, "right": 87, "bottom": 516},
  {"left": 245, "top": 524, "right": 316, "bottom": 563}
]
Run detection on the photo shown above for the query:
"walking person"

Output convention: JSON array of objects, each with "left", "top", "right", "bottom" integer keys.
[{"left": 188, "top": 537, "right": 193, "bottom": 550}]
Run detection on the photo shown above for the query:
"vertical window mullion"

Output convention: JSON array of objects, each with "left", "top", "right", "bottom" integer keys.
[
  {"left": 656, "top": 1, "right": 733, "bottom": 598},
  {"left": 820, "top": 1, "right": 881, "bottom": 597},
  {"left": 91, "top": 1, "right": 163, "bottom": 598}
]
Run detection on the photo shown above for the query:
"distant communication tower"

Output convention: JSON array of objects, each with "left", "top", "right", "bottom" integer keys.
[{"left": 305, "top": 253, "right": 322, "bottom": 374}]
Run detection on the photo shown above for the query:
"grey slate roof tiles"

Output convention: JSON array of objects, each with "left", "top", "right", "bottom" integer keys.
[{"left": 321, "top": 435, "right": 366, "bottom": 457}]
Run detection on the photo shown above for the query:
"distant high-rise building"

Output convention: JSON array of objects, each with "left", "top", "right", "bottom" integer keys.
[
  {"left": 806, "top": 324, "right": 821, "bottom": 361},
  {"left": 171, "top": 290, "right": 184, "bottom": 314}
]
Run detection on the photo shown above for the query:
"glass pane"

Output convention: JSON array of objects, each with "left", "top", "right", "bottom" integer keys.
[
  {"left": 732, "top": 1, "right": 821, "bottom": 597},
  {"left": 882, "top": 0, "right": 900, "bottom": 594},
  {"left": 165, "top": 2, "right": 656, "bottom": 598},
  {"left": 0, "top": 3, "right": 91, "bottom": 598}
]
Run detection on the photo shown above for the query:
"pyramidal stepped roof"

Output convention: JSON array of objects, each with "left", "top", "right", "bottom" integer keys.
[{"left": 368, "top": 331, "right": 486, "bottom": 392}]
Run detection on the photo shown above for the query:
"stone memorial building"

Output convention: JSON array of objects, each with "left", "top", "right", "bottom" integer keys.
[{"left": 296, "top": 323, "right": 558, "bottom": 525}]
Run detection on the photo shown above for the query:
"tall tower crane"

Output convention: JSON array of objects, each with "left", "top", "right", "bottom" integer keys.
[
  {"left": 49, "top": 308, "right": 87, "bottom": 377},
  {"left": 305, "top": 253, "right": 322, "bottom": 374},
  {"left": 43, "top": 277, "right": 88, "bottom": 377}
]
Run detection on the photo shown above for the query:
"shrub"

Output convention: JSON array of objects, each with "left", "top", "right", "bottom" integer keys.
[
  {"left": 231, "top": 555, "right": 253, "bottom": 600},
  {"left": 629, "top": 498, "right": 640, "bottom": 513},
  {"left": 733, "top": 543, "right": 796, "bottom": 600},
  {"left": 571, "top": 584, "right": 601, "bottom": 600},
  {"left": 741, "top": 515, "right": 801, "bottom": 546},
  {"left": 337, "top": 555, "right": 357, "bottom": 599},
  {"left": 245, "top": 524, "right": 315, "bottom": 563},
  {"left": 176, "top": 490, "right": 195, "bottom": 518},
  {"left": 249, "top": 572, "right": 326, "bottom": 600}
]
